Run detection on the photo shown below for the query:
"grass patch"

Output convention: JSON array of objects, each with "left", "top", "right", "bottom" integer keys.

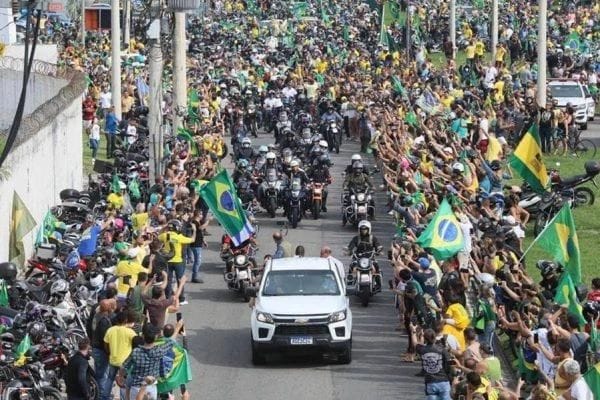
[
  {"left": 81, "top": 131, "right": 109, "bottom": 179},
  {"left": 0, "top": 136, "right": 5, "bottom": 154},
  {"left": 514, "top": 154, "right": 600, "bottom": 285}
]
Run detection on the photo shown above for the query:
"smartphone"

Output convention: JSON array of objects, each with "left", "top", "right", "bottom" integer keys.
[
  {"left": 533, "top": 333, "right": 539, "bottom": 344},
  {"left": 176, "top": 312, "right": 183, "bottom": 322}
]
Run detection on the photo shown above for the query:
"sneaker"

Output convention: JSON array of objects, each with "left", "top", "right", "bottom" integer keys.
[
  {"left": 192, "top": 278, "right": 204, "bottom": 283},
  {"left": 179, "top": 300, "right": 189, "bottom": 305}
]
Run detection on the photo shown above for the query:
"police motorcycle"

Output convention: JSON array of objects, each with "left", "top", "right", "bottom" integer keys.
[
  {"left": 344, "top": 221, "right": 383, "bottom": 307},
  {"left": 256, "top": 155, "right": 285, "bottom": 218},
  {"left": 221, "top": 236, "right": 258, "bottom": 302},
  {"left": 343, "top": 184, "right": 374, "bottom": 227},
  {"left": 244, "top": 102, "right": 260, "bottom": 137},
  {"left": 274, "top": 110, "right": 292, "bottom": 144}
]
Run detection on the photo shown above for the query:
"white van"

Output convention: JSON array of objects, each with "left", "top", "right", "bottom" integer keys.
[{"left": 248, "top": 257, "right": 352, "bottom": 365}]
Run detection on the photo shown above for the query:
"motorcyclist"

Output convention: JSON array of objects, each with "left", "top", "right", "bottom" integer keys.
[
  {"left": 253, "top": 145, "right": 269, "bottom": 170},
  {"left": 232, "top": 159, "right": 254, "bottom": 185},
  {"left": 257, "top": 152, "right": 283, "bottom": 205},
  {"left": 345, "top": 153, "right": 371, "bottom": 175},
  {"left": 308, "top": 139, "right": 331, "bottom": 165},
  {"left": 343, "top": 161, "right": 375, "bottom": 218},
  {"left": 307, "top": 154, "right": 333, "bottom": 212},
  {"left": 284, "top": 160, "right": 310, "bottom": 215},
  {"left": 320, "top": 106, "right": 343, "bottom": 138},
  {"left": 280, "top": 128, "right": 298, "bottom": 151},
  {"left": 346, "top": 220, "right": 383, "bottom": 289},
  {"left": 235, "top": 137, "right": 256, "bottom": 162}
]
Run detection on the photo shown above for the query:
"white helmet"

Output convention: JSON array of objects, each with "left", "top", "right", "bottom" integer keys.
[
  {"left": 358, "top": 220, "right": 371, "bottom": 233},
  {"left": 290, "top": 160, "right": 300, "bottom": 167},
  {"left": 351, "top": 154, "right": 362, "bottom": 162},
  {"left": 266, "top": 152, "right": 276, "bottom": 160},
  {"left": 319, "top": 140, "right": 328, "bottom": 148},
  {"left": 452, "top": 162, "right": 465, "bottom": 173}
]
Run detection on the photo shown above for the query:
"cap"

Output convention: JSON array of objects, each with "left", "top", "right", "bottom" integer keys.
[{"left": 418, "top": 257, "right": 430, "bottom": 269}]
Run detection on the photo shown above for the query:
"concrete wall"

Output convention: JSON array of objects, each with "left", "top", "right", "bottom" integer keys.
[
  {"left": 3, "top": 45, "right": 59, "bottom": 64},
  {"left": 0, "top": 95, "right": 83, "bottom": 263},
  {"left": 0, "top": 69, "right": 69, "bottom": 130}
]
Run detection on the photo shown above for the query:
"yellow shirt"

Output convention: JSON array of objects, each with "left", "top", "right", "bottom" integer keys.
[
  {"left": 441, "top": 95, "right": 455, "bottom": 108},
  {"left": 115, "top": 259, "right": 149, "bottom": 296},
  {"left": 475, "top": 41, "right": 485, "bottom": 56},
  {"left": 131, "top": 212, "right": 149, "bottom": 232},
  {"left": 442, "top": 303, "right": 470, "bottom": 350},
  {"left": 158, "top": 232, "right": 194, "bottom": 263},
  {"left": 474, "top": 377, "right": 499, "bottom": 400},
  {"left": 495, "top": 46, "right": 507, "bottom": 62},
  {"left": 107, "top": 193, "right": 125, "bottom": 209},
  {"left": 104, "top": 325, "right": 137, "bottom": 366},
  {"left": 465, "top": 45, "right": 476, "bottom": 59}
]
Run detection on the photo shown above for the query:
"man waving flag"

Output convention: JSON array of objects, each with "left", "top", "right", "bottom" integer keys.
[
  {"left": 509, "top": 123, "right": 549, "bottom": 193},
  {"left": 199, "top": 170, "right": 255, "bottom": 246},
  {"left": 416, "top": 198, "right": 464, "bottom": 260}
]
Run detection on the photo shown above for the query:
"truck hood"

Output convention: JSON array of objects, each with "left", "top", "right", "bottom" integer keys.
[
  {"left": 257, "top": 295, "right": 347, "bottom": 315},
  {"left": 554, "top": 97, "right": 586, "bottom": 107}
]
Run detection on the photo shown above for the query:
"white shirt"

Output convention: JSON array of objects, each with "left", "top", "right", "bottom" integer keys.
[
  {"left": 533, "top": 328, "right": 556, "bottom": 379},
  {"left": 564, "top": 377, "right": 593, "bottom": 400},
  {"left": 100, "top": 92, "right": 112, "bottom": 109},
  {"left": 459, "top": 218, "right": 473, "bottom": 253},
  {"left": 90, "top": 123, "right": 101, "bottom": 141},
  {"left": 282, "top": 86, "right": 297, "bottom": 99},
  {"left": 484, "top": 66, "right": 498, "bottom": 87}
]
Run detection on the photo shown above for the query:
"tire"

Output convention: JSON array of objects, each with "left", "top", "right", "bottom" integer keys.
[
  {"left": 359, "top": 288, "right": 370, "bottom": 307},
  {"left": 534, "top": 213, "right": 549, "bottom": 236},
  {"left": 574, "top": 187, "right": 595, "bottom": 207},
  {"left": 312, "top": 199, "right": 321, "bottom": 220},
  {"left": 251, "top": 341, "right": 267, "bottom": 365},
  {"left": 241, "top": 281, "right": 250, "bottom": 303},
  {"left": 337, "top": 339, "right": 352, "bottom": 364},
  {"left": 87, "top": 371, "right": 100, "bottom": 400},
  {"left": 268, "top": 196, "right": 277, "bottom": 218},
  {"left": 575, "top": 139, "right": 597, "bottom": 158},
  {"left": 41, "top": 388, "right": 63, "bottom": 400},
  {"left": 290, "top": 207, "right": 299, "bottom": 229}
]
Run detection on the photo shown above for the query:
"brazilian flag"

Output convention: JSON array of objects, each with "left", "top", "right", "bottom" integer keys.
[
  {"left": 156, "top": 338, "right": 192, "bottom": 394},
  {"left": 535, "top": 203, "right": 581, "bottom": 284},
  {"left": 177, "top": 127, "right": 199, "bottom": 156},
  {"left": 9, "top": 192, "right": 36, "bottom": 267},
  {"left": 199, "top": 170, "right": 255, "bottom": 246},
  {"left": 509, "top": 123, "right": 549, "bottom": 194},
  {"left": 554, "top": 272, "right": 586, "bottom": 327},
  {"left": 415, "top": 198, "right": 464, "bottom": 260}
]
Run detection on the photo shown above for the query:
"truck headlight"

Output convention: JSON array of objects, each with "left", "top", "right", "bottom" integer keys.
[
  {"left": 329, "top": 309, "right": 347, "bottom": 323},
  {"left": 576, "top": 104, "right": 586, "bottom": 110},
  {"left": 256, "top": 312, "right": 274, "bottom": 324}
]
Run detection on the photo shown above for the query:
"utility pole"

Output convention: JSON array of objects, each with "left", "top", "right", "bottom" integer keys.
[
  {"left": 536, "top": 0, "right": 547, "bottom": 108},
  {"left": 81, "top": 0, "right": 85, "bottom": 46},
  {"left": 491, "top": 0, "right": 498, "bottom": 62},
  {"left": 172, "top": 11, "right": 187, "bottom": 131},
  {"left": 123, "top": 0, "right": 131, "bottom": 50},
  {"left": 449, "top": 0, "right": 456, "bottom": 60},
  {"left": 111, "top": 0, "right": 122, "bottom": 118},
  {"left": 147, "top": 18, "right": 163, "bottom": 184}
]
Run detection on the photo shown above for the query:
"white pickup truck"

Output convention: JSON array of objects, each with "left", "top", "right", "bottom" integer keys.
[
  {"left": 248, "top": 257, "right": 352, "bottom": 365},
  {"left": 548, "top": 79, "right": 596, "bottom": 130}
]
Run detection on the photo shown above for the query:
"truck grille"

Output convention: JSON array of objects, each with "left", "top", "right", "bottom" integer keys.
[{"left": 274, "top": 325, "right": 329, "bottom": 335}]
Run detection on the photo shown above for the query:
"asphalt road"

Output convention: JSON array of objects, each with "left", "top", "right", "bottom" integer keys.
[{"left": 178, "top": 134, "right": 424, "bottom": 400}]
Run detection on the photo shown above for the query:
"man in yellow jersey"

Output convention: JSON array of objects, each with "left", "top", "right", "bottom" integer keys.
[{"left": 158, "top": 219, "right": 196, "bottom": 305}]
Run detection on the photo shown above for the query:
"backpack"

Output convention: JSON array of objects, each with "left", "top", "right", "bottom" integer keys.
[
  {"left": 571, "top": 332, "right": 589, "bottom": 373},
  {"left": 159, "top": 344, "right": 176, "bottom": 378}
]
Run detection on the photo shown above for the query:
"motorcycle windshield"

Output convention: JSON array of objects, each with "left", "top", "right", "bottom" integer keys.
[
  {"left": 266, "top": 170, "right": 277, "bottom": 182},
  {"left": 291, "top": 178, "right": 302, "bottom": 191}
]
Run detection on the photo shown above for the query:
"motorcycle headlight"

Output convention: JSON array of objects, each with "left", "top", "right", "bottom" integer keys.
[
  {"left": 328, "top": 309, "right": 347, "bottom": 323},
  {"left": 235, "top": 254, "right": 247, "bottom": 265},
  {"left": 359, "top": 258, "right": 370, "bottom": 268},
  {"left": 256, "top": 312, "right": 274, "bottom": 324},
  {"left": 357, "top": 193, "right": 365, "bottom": 201}
]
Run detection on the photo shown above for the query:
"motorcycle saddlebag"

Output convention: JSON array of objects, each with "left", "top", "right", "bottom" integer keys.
[
  {"left": 36, "top": 243, "right": 57, "bottom": 261},
  {"left": 584, "top": 161, "right": 600, "bottom": 175}
]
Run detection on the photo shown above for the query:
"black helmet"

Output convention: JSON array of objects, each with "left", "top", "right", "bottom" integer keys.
[
  {"left": 0, "top": 262, "right": 17, "bottom": 282},
  {"left": 318, "top": 154, "right": 329, "bottom": 165},
  {"left": 536, "top": 260, "right": 559, "bottom": 277}
]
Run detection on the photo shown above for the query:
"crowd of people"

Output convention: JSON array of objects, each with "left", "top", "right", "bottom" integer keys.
[{"left": 8, "top": 0, "right": 600, "bottom": 398}]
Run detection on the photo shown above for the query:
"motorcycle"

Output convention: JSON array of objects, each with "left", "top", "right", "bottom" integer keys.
[
  {"left": 345, "top": 250, "right": 381, "bottom": 307},
  {"left": 223, "top": 253, "right": 257, "bottom": 302},
  {"left": 260, "top": 169, "right": 283, "bottom": 218},
  {"left": 325, "top": 121, "right": 341, "bottom": 154},
  {"left": 286, "top": 177, "right": 304, "bottom": 229},
  {"left": 0, "top": 361, "right": 63, "bottom": 400},
  {"left": 533, "top": 190, "right": 573, "bottom": 235},
  {"left": 343, "top": 187, "right": 374, "bottom": 226},
  {"left": 244, "top": 103, "right": 259, "bottom": 138},
  {"left": 308, "top": 182, "right": 325, "bottom": 220},
  {"left": 551, "top": 160, "right": 600, "bottom": 207}
]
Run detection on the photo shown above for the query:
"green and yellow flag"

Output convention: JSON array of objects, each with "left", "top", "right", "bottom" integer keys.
[
  {"left": 9, "top": 192, "right": 36, "bottom": 267},
  {"left": 177, "top": 127, "right": 199, "bottom": 156},
  {"left": 199, "top": 170, "right": 255, "bottom": 247},
  {"left": 416, "top": 198, "right": 464, "bottom": 260},
  {"left": 156, "top": 339, "right": 192, "bottom": 394},
  {"left": 580, "top": 363, "right": 600, "bottom": 399},
  {"left": 14, "top": 334, "right": 32, "bottom": 367},
  {"left": 554, "top": 272, "right": 586, "bottom": 327},
  {"left": 536, "top": 203, "right": 581, "bottom": 284},
  {"left": 509, "top": 123, "right": 549, "bottom": 193}
]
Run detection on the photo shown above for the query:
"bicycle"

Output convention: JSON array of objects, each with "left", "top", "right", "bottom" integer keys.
[{"left": 552, "top": 125, "right": 597, "bottom": 158}]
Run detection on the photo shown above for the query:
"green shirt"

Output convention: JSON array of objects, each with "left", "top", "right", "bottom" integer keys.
[{"left": 484, "top": 356, "right": 502, "bottom": 382}]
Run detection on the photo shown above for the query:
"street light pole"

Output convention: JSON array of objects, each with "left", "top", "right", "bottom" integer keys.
[
  {"left": 491, "top": 0, "right": 498, "bottom": 62},
  {"left": 172, "top": 11, "right": 187, "bottom": 131},
  {"left": 536, "top": 0, "right": 547, "bottom": 108},
  {"left": 111, "top": 0, "right": 122, "bottom": 118},
  {"left": 147, "top": 22, "right": 163, "bottom": 185},
  {"left": 449, "top": 0, "right": 456, "bottom": 60},
  {"left": 123, "top": 0, "right": 131, "bottom": 50},
  {"left": 81, "top": 0, "right": 85, "bottom": 46}
]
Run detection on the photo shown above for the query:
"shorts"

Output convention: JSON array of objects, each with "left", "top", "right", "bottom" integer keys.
[
  {"left": 457, "top": 250, "right": 470, "bottom": 271},
  {"left": 130, "top": 384, "right": 158, "bottom": 400}
]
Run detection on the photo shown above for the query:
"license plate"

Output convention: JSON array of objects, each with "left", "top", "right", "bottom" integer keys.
[{"left": 290, "top": 336, "right": 313, "bottom": 345}]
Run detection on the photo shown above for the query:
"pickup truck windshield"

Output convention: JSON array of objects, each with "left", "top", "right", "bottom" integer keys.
[
  {"left": 551, "top": 85, "right": 583, "bottom": 98},
  {"left": 262, "top": 270, "right": 340, "bottom": 296}
]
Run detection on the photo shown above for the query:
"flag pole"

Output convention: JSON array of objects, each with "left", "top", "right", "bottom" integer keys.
[{"left": 517, "top": 203, "right": 568, "bottom": 264}]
